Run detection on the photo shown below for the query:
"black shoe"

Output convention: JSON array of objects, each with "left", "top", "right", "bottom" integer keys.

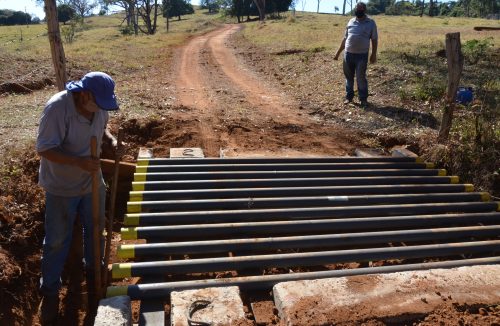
[
  {"left": 360, "top": 100, "right": 369, "bottom": 108},
  {"left": 40, "top": 295, "right": 59, "bottom": 326}
]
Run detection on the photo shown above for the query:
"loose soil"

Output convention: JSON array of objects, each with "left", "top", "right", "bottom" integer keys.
[{"left": 0, "top": 23, "right": 498, "bottom": 326}]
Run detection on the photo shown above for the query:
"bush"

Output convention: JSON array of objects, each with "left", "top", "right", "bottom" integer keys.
[{"left": 462, "top": 38, "right": 494, "bottom": 65}]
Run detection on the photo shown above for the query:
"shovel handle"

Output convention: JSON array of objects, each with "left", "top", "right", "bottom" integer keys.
[{"left": 90, "top": 136, "right": 102, "bottom": 299}]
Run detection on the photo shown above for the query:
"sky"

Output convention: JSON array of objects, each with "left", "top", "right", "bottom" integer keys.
[{"left": 0, "top": 0, "right": 346, "bottom": 20}]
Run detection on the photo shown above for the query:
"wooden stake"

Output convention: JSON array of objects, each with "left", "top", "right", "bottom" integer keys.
[
  {"left": 438, "top": 32, "right": 463, "bottom": 143},
  {"left": 102, "top": 129, "right": 124, "bottom": 290},
  {"left": 90, "top": 136, "right": 102, "bottom": 301},
  {"left": 44, "top": 0, "right": 67, "bottom": 91}
]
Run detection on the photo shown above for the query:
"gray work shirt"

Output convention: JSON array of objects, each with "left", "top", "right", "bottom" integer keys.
[
  {"left": 37, "top": 90, "right": 108, "bottom": 197},
  {"left": 344, "top": 16, "right": 378, "bottom": 54}
]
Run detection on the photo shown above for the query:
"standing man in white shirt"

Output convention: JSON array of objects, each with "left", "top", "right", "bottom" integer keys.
[{"left": 334, "top": 2, "right": 378, "bottom": 108}]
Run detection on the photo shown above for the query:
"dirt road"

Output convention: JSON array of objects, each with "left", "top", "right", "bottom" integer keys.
[{"left": 172, "top": 24, "right": 357, "bottom": 158}]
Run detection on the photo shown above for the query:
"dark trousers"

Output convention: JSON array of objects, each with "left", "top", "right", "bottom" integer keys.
[{"left": 343, "top": 52, "right": 369, "bottom": 101}]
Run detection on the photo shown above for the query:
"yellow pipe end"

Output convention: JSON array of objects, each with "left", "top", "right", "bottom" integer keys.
[
  {"left": 449, "top": 176, "right": 459, "bottom": 184},
  {"left": 112, "top": 263, "right": 132, "bottom": 279},
  {"left": 127, "top": 202, "right": 142, "bottom": 214},
  {"left": 124, "top": 214, "right": 140, "bottom": 226},
  {"left": 134, "top": 173, "right": 147, "bottom": 182},
  {"left": 118, "top": 245, "right": 135, "bottom": 259},
  {"left": 415, "top": 157, "right": 424, "bottom": 163},
  {"left": 106, "top": 286, "right": 128, "bottom": 298},
  {"left": 480, "top": 192, "right": 491, "bottom": 202},
  {"left": 137, "top": 159, "right": 150, "bottom": 167},
  {"left": 497, "top": 202, "right": 500, "bottom": 212},
  {"left": 129, "top": 192, "right": 143, "bottom": 202},
  {"left": 464, "top": 184, "right": 474, "bottom": 192},
  {"left": 425, "top": 162, "right": 435, "bottom": 169},
  {"left": 132, "top": 182, "right": 145, "bottom": 192},
  {"left": 135, "top": 166, "right": 147, "bottom": 173},
  {"left": 438, "top": 169, "right": 447, "bottom": 176},
  {"left": 121, "top": 227, "right": 138, "bottom": 240}
]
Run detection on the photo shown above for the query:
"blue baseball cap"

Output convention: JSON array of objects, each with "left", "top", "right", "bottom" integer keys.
[{"left": 65, "top": 72, "right": 119, "bottom": 111}]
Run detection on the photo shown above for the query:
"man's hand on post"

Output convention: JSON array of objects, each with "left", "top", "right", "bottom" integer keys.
[{"left": 370, "top": 53, "right": 377, "bottom": 64}]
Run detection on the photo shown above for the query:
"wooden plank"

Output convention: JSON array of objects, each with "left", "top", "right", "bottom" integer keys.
[
  {"left": 100, "top": 159, "right": 136, "bottom": 180},
  {"left": 391, "top": 147, "right": 418, "bottom": 158}
]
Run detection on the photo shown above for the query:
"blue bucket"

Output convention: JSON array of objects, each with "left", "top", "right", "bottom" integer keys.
[{"left": 456, "top": 87, "right": 473, "bottom": 105}]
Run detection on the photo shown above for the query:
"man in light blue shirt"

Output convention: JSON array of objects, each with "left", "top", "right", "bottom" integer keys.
[
  {"left": 334, "top": 2, "right": 378, "bottom": 107},
  {"left": 36, "top": 72, "right": 119, "bottom": 325}
]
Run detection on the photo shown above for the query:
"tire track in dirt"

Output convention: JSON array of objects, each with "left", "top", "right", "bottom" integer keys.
[{"left": 174, "top": 24, "right": 357, "bottom": 157}]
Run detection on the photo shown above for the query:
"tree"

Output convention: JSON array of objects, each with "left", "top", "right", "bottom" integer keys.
[
  {"left": 68, "top": 0, "right": 98, "bottom": 21},
  {"left": 57, "top": 4, "right": 76, "bottom": 24},
  {"left": 136, "top": 0, "right": 160, "bottom": 34},
  {"left": 102, "top": 0, "right": 138, "bottom": 33},
  {"left": 163, "top": 0, "right": 194, "bottom": 21},
  {"left": 253, "top": 0, "right": 265, "bottom": 21},
  {"left": 317, "top": 0, "right": 321, "bottom": 13},
  {"left": 201, "top": 0, "right": 220, "bottom": 13}
]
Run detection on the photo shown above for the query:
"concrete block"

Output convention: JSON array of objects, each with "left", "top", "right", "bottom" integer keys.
[
  {"left": 94, "top": 295, "right": 131, "bottom": 326},
  {"left": 170, "top": 286, "right": 252, "bottom": 326},
  {"left": 354, "top": 148, "right": 385, "bottom": 157},
  {"left": 273, "top": 265, "right": 500, "bottom": 325},
  {"left": 170, "top": 147, "right": 204, "bottom": 158}
]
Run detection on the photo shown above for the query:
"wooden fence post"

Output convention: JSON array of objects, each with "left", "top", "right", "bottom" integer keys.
[
  {"left": 438, "top": 32, "right": 464, "bottom": 143},
  {"left": 44, "top": 0, "right": 67, "bottom": 91}
]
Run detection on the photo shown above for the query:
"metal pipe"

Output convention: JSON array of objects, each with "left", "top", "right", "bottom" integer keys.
[
  {"left": 136, "top": 162, "right": 433, "bottom": 173},
  {"left": 129, "top": 184, "right": 474, "bottom": 201},
  {"left": 127, "top": 192, "right": 489, "bottom": 213},
  {"left": 132, "top": 176, "right": 456, "bottom": 191},
  {"left": 111, "top": 240, "right": 500, "bottom": 278},
  {"left": 134, "top": 169, "right": 445, "bottom": 181},
  {"left": 107, "top": 256, "right": 500, "bottom": 299},
  {"left": 124, "top": 202, "right": 500, "bottom": 226},
  {"left": 122, "top": 213, "right": 500, "bottom": 238},
  {"left": 137, "top": 157, "right": 421, "bottom": 166},
  {"left": 118, "top": 225, "right": 500, "bottom": 258}
]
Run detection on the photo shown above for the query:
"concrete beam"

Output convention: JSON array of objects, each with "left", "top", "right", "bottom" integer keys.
[
  {"left": 273, "top": 265, "right": 500, "bottom": 325},
  {"left": 170, "top": 286, "right": 252, "bottom": 326},
  {"left": 94, "top": 295, "right": 131, "bottom": 326}
]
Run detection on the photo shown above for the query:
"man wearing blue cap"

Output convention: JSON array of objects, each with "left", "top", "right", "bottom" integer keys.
[{"left": 36, "top": 72, "right": 120, "bottom": 325}]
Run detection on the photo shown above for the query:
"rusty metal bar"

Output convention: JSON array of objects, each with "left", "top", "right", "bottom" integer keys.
[
  {"left": 127, "top": 192, "right": 489, "bottom": 213},
  {"left": 111, "top": 240, "right": 500, "bottom": 278},
  {"left": 132, "top": 176, "right": 457, "bottom": 191},
  {"left": 129, "top": 184, "right": 474, "bottom": 201},
  {"left": 107, "top": 256, "right": 500, "bottom": 300},
  {"left": 118, "top": 225, "right": 500, "bottom": 258},
  {"left": 124, "top": 202, "right": 500, "bottom": 226}
]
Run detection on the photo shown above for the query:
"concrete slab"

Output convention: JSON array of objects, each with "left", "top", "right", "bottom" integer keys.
[
  {"left": 273, "top": 265, "right": 500, "bottom": 325},
  {"left": 94, "top": 295, "right": 131, "bottom": 326},
  {"left": 170, "top": 286, "right": 252, "bottom": 326},
  {"left": 170, "top": 147, "right": 204, "bottom": 158}
]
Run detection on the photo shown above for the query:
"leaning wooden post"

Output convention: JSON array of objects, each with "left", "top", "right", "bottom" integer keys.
[
  {"left": 44, "top": 0, "right": 67, "bottom": 90},
  {"left": 438, "top": 32, "right": 463, "bottom": 143}
]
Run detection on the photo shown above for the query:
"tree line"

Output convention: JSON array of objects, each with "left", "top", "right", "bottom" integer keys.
[
  {"left": 365, "top": 0, "right": 498, "bottom": 18},
  {"left": 0, "top": 9, "right": 41, "bottom": 25}
]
